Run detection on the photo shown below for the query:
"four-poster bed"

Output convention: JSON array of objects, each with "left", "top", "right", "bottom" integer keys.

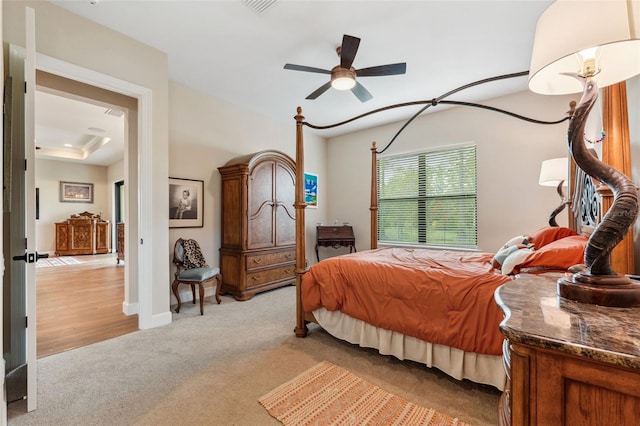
[{"left": 292, "top": 80, "right": 634, "bottom": 391}]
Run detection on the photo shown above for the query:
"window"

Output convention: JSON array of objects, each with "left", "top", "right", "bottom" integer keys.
[{"left": 377, "top": 144, "right": 477, "bottom": 249}]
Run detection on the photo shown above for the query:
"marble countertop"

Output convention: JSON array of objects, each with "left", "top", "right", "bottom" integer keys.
[{"left": 495, "top": 273, "right": 640, "bottom": 370}]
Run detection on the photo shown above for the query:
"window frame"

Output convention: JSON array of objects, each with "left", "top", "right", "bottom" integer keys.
[{"left": 376, "top": 143, "right": 478, "bottom": 250}]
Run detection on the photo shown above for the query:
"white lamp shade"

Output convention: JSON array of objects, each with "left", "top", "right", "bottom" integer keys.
[
  {"left": 529, "top": 0, "right": 640, "bottom": 94},
  {"left": 539, "top": 157, "right": 569, "bottom": 186}
]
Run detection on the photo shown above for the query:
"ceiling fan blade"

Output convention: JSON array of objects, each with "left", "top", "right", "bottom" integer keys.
[
  {"left": 356, "top": 63, "right": 407, "bottom": 77},
  {"left": 284, "top": 64, "right": 331, "bottom": 74},
  {"left": 351, "top": 82, "right": 373, "bottom": 103},
  {"left": 340, "top": 35, "right": 361, "bottom": 69},
  {"left": 306, "top": 81, "right": 333, "bottom": 100}
]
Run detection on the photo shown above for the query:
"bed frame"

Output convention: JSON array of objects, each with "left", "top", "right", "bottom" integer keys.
[{"left": 293, "top": 81, "right": 634, "bottom": 338}]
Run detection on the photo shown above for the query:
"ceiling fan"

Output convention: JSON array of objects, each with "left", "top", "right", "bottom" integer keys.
[{"left": 284, "top": 34, "right": 407, "bottom": 103}]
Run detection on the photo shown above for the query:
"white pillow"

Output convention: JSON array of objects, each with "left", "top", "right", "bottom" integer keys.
[
  {"left": 492, "top": 235, "right": 531, "bottom": 267},
  {"left": 501, "top": 235, "right": 530, "bottom": 249},
  {"left": 501, "top": 247, "right": 534, "bottom": 275}
]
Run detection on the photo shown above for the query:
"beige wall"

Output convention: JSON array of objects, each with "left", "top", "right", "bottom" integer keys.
[
  {"left": 35, "top": 159, "right": 112, "bottom": 254},
  {"left": 168, "top": 82, "right": 327, "bottom": 284},
  {"left": 325, "top": 89, "right": 576, "bottom": 253}
]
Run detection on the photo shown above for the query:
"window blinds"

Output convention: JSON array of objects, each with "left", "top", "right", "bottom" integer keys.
[{"left": 377, "top": 145, "right": 477, "bottom": 248}]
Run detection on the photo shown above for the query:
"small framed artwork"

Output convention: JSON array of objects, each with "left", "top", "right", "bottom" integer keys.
[
  {"left": 304, "top": 172, "right": 318, "bottom": 208},
  {"left": 169, "top": 177, "right": 204, "bottom": 228},
  {"left": 60, "top": 181, "right": 94, "bottom": 203}
]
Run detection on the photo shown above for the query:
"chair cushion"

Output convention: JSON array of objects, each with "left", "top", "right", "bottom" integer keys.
[{"left": 177, "top": 267, "right": 220, "bottom": 282}]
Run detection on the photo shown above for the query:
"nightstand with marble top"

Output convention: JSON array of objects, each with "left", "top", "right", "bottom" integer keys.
[{"left": 495, "top": 272, "right": 640, "bottom": 426}]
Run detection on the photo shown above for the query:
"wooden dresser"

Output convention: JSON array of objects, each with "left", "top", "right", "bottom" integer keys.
[
  {"left": 495, "top": 273, "right": 640, "bottom": 425},
  {"left": 218, "top": 150, "right": 296, "bottom": 301},
  {"left": 55, "top": 211, "right": 111, "bottom": 256}
]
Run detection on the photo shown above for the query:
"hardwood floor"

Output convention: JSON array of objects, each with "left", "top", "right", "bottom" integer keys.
[{"left": 36, "top": 253, "right": 138, "bottom": 358}]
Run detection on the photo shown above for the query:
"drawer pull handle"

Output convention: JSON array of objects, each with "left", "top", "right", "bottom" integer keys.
[
  {"left": 284, "top": 269, "right": 292, "bottom": 274},
  {"left": 252, "top": 258, "right": 262, "bottom": 264},
  {"left": 285, "top": 253, "right": 293, "bottom": 259},
  {"left": 252, "top": 275, "right": 260, "bottom": 281}
]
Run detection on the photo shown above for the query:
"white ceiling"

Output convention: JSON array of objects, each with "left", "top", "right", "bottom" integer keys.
[
  {"left": 38, "top": 0, "right": 555, "bottom": 165},
  {"left": 36, "top": 89, "right": 125, "bottom": 166}
]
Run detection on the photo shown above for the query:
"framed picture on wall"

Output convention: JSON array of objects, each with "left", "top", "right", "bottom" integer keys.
[
  {"left": 304, "top": 172, "right": 318, "bottom": 208},
  {"left": 169, "top": 177, "right": 204, "bottom": 228},
  {"left": 60, "top": 181, "right": 94, "bottom": 203}
]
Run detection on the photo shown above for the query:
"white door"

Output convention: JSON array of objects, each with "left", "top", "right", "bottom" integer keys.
[{"left": 4, "top": 7, "right": 38, "bottom": 412}]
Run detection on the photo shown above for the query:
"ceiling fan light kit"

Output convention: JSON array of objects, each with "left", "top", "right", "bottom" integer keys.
[
  {"left": 331, "top": 66, "right": 356, "bottom": 90},
  {"left": 284, "top": 34, "right": 407, "bottom": 102}
]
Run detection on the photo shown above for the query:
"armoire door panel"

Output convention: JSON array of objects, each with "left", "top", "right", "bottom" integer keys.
[
  {"left": 275, "top": 162, "right": 296, "bottom": 246},
  {"left": 248, "top": 161, "right": 276, "bottom": 248}
]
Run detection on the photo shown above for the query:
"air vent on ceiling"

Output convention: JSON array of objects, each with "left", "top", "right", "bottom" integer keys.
[
  {"left": 242, "top": 0, "right": 277, "bottom": 15},
  {"left": 104, "top": 108, "right": 125, "bottom": 117}
]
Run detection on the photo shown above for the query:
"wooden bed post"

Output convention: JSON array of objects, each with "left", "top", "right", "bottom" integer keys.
[
  {"left": 294, "top": 107, "right": 308, "bottom": 337},
  {"left": 601, "top": 81, "right": 635, "bottom": 275},
  {"left": 370, "top": 142, "right": 378, "bottom": 250}
]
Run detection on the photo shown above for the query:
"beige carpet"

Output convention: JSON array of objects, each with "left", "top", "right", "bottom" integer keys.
[
  {"left": 260, "top": 361, "right": 471, "bottom": 426},
  {"left": 8, "top": 285, "right": 499, "bottom": 425}
]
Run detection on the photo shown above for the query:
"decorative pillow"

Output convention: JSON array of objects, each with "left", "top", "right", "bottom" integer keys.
[
  {"left": 492, "top": 235, "right": 531, "bottom": 268},
  {"left": 511, "top": 235, "right": 588, "bottom": 274},
  {"left": 528, "top": 226, "right": 577, "bottom": 249},
  {"left": 182, "top": 239, "right": 209, "bottom": 269},
  {"left": 501, "top": 247, "right": 535, "bottom": 275}
]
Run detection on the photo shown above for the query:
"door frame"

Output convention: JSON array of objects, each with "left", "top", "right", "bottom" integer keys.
[{"left": 35, "top": 53, "right": 154, "bottom": 328}]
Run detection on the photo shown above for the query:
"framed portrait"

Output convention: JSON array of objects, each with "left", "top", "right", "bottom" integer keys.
[
  {"left": 60, "top": 181, "right": 94, "bottom": 203},
  {"left": 304, "top": 172, "right": 318, "bottom": 208},
  {"left": 169, "top": 177, "right": 204, "bottom": 228}
]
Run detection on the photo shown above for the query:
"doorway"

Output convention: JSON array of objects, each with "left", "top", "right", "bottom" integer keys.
[
  {"left": 34, "top": 81, "right": 136, "bottom": 357},
  {"left": 36, "top": 70, "right": 139, "bottom": 358}
]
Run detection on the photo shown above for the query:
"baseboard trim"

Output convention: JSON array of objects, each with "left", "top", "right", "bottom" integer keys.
[
  {"left": 122, "top": 301, "right": 139, "bottom": 315},
  {"left": 170, "top": 285, "right": 218, "bottom": 305},
  {"left": 151, "top": 311, "right": 172, "bottom": 328}
]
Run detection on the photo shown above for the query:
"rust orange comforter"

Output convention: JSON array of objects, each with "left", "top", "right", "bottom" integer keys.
[{"left": 301, "top": 247, "right": 513, "bottom": 355}]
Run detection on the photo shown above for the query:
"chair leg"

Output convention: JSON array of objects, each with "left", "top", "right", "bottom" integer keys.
[
  {"left": 191, "top": 284, "right": 196, "bottom": 304},
  {"left": 215, "top": 274, "right": 222, "bottom": 304},
  {"left": 198, "top": 283, "right": 205, "bottom": 315},
  {"left": 171, "top": 280, "right": 182, "bottom": 313}
]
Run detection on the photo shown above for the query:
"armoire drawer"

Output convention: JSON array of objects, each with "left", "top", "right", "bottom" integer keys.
[
  {"left": 246, "top": 264, "right": 295, "bottom": 287},
  {"left": 246, "top": 250, "right": 295, "bottom": 270}
]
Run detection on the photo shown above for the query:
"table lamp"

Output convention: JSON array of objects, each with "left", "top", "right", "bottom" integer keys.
[
  {"left": 539, "top": 157, "right": 569, "bottom": 227},
  {"left": 529, "top": 0, "right": 640, "bottom": 307}
]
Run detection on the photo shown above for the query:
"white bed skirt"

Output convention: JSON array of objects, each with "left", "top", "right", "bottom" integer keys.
[{"left": 313, "top": 307, "right": 506, "bottom": 391}]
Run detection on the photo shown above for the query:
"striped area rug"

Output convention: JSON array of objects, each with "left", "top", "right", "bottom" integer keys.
[
  {"left": 259, "top": 361, "right": 470, "bottom": 426},
  {"left": 36, "top": 256, "right": 83, "bottom": 268}
]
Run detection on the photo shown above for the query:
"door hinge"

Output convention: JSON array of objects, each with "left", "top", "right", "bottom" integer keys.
[
  {"left": 24, "top": 81, "right": 27, "bottom": 94},
  {"left": 25, "top": 316, "right": 28, "bottom": 328}
]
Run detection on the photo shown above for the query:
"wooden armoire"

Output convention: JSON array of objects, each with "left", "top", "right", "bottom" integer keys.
[{"left": 218, "top": 150, "right": 296, "bottom": 300}]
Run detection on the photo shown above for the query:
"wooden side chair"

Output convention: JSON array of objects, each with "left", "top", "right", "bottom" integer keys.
[{"left": 171, "top": 238, "right": 222, "bottom": 315}]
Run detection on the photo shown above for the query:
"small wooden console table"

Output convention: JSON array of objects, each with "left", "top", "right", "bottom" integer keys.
[{"left": 315, "top": 225, "right": 356, "bottom": 261}]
